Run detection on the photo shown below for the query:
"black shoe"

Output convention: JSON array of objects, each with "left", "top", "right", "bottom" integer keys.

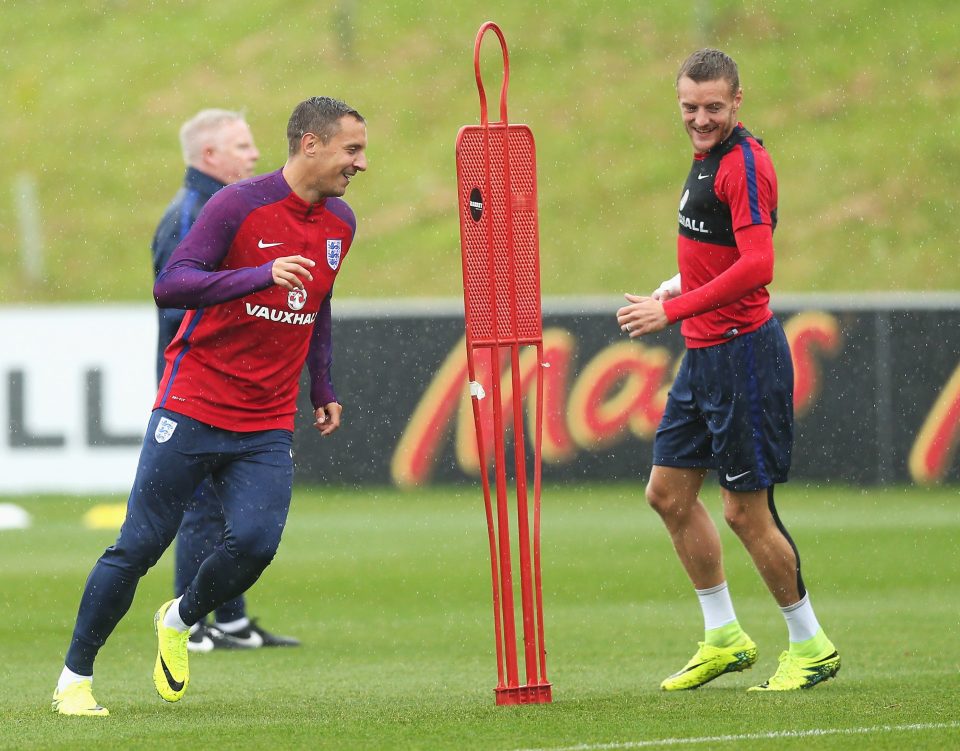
[
  {"left": 249, "top": 618, "right": 301, "bottom": 647},
  {"left": 187, "top": 622, "right": 216, "bottom": 653},
  {"left": 206, "top": 623, "right": 262, "bottom": 649}
]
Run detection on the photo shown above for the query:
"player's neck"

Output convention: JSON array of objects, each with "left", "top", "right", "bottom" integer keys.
[{"left": 282, "top": 161, "right": 324, "bottom": 206}]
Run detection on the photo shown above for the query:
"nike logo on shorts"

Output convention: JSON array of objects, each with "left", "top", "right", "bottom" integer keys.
[{"left": 725, "top": 470, "right": 752, "bottom": 482}]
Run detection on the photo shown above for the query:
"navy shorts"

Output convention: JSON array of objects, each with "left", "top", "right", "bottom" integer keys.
[{"left": 652, "top": 317, "right": 794, "bottom": 491}]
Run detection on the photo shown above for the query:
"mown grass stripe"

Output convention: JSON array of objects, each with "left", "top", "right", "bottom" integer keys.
[{"left": 514, "top": 721, "right": 960, "bottom": 751}]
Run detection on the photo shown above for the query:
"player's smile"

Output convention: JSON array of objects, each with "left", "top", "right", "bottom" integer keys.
[
  {"left": 677, "top": 76, "right": 742, "bottom": 153},
  {"left": 311, "top": 117, "right": 367, "bottom": 197}
]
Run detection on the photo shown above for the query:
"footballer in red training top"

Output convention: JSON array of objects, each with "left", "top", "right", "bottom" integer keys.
[
  {"left": 54, "top": 97, "right": 368, "bottom": 716},
  {"left": 155, "top": 168, "right": 356, "bottom": 432}
]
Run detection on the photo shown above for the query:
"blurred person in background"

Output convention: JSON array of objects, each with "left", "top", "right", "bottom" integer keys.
[
  {"left": 53, "top": 96, "right": 367, "bottom": 715},
  {"left": 152, "top": 109, "right": 300, "bottom": 653},
  {"left": 617, "top": 49, "right": 840, "bottom": 692}
]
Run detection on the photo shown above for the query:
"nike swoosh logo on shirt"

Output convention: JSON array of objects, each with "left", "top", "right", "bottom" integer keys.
[
  {"left": 697, "top": 173, "right": 713, "bottom": 180},
  {"left": 725, "top": 470, "right": 752, "bottom": 482},
  {"left": 258, "top": 240, "right": 284, "bottom": 248}
]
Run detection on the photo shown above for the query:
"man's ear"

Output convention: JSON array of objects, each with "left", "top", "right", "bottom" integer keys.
[{"left": 301, "top": 132, "right": 320, "bottom": 156}]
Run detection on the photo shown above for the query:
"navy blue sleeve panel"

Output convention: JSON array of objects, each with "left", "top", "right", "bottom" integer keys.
[
  {"left": 716, "top": 132, "right": 778, "bottom": 234},
  {"left": 737, "top": 140, "right": 763, "bottom": 225}
]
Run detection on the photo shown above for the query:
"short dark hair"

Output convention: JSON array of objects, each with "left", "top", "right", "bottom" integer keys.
[
  {"left": 286, "top": 96, "right": 364, "bottom": 155},
  {"left": 676, "top": 49, "right": 740, "bottom": 96}
]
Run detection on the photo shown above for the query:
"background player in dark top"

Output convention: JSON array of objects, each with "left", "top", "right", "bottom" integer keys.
[
  {"left": 53, "top": 96, "right": 367, "bottom": 716},
  {"left": 617, "top": 49, "right": 840, "bottom": 692},
  {"left": 152, "top": 108, "right": 299, "bottom": 652}
]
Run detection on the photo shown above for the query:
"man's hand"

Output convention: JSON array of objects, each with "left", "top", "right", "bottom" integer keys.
[
  {"left": 314, "top": 402, "right": 342, "bottom": 436},
  {"left": 652, "top": 273, "right": 681, "bottom": 302},
  {"left": 616, "top": 293, "right": 669, "bottom": 338},
  {"left": 272, "top": 255, "right": 315, "bottom": 290}
]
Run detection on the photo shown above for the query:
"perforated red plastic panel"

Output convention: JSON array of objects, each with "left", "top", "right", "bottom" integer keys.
[
  {"left": 457, "top": 21, "right": 551, "bottom": 707},
  {"left": 456, "top": 123, "right": 542, "bottom": 345}
]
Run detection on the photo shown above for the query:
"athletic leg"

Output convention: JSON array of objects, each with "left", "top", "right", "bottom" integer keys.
[
  {"left": 646, "top": 465, "right": 721, "bottom": 589},
  {"left": 721, "top": 486, "right": 802, "bottom": 606},
  {"left": 647, "top": 467, "right": 758, "bottom": 690},
  {"left": 651, "top": 349, "right": 759, "bottom": 689},
  {"left": 64, "top": 410, "right": 208, "bottom": 676},
  {"left": 177, "top": 429, "right": 294, "bottom": 626},
  {"left": 174, "top": 479, "right": 246, "bottom": 624},
  {"left": 152, "top": 426, "right": 293, "bottom": 703},
  {"left": 724, "top": 485, "right": 840, "bottom": 690}
]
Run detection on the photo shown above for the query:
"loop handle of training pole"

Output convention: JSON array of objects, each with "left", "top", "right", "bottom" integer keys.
[{"left": 474, "top": 21, "right": 509, "bottom": 126}]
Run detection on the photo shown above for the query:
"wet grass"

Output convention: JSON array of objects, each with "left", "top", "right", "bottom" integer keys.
[{"left": 1, "top": 482, "right": 958, "bottom": 749}]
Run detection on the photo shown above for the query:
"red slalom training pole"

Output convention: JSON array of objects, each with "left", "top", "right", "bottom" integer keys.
[{"left": 455, "top": 21, "right": 551, "bottom": 706}]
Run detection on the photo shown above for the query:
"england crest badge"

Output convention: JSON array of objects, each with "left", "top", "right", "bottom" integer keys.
[
  {"left": 155, "top": 416, "right": 178, "bottom": 444},
  {"left": 326, "top": 239, "right": 342, "bottom": 270}
]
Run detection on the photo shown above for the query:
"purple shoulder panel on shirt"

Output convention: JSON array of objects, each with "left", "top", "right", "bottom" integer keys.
[
  {"left": 154, "top": 170, "right": 291, "bottom": 309},
  {"left": 326, "top": 198, "right": 356, "bottom": 237}
]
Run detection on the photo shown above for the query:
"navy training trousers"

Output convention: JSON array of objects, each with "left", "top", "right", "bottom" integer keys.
[{"left": 65, "top": 408, "right": 293, "bottom": 675}]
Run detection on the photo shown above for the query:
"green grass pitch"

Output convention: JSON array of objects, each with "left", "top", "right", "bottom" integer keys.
[{"left": 2, "top": 483, "right": 958, "bottom": 750}]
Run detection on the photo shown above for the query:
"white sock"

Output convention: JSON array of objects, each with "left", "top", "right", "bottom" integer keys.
[
  {"left": 57, "top": 666, "right": 91, "bottom": 694},
  {"left": 695, "top": 582, "right": 737, "bottom": 630},
  {"left": 780, "top": 593, "right": 821, "bottom": 642},
  {"left": 214, "top": 616, "right": 251, "bottom": 634},
  {"left": 162, "top": 596, "right": 189, "bottom": 633}
]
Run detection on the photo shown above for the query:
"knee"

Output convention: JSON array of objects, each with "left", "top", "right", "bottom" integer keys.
[
  {"left": 225, "top": 528, "right": 281, "bottom": 565},
  {"left": 722, "top": 499, "right": 767, "bottom": 540},
  {"left": 723, "top": 503, "right": 750, "bottom": 537},
  {"left": 102, "top": 533, "right": 168, "bottom": 577},
  {"left": 646, "top": 478, "right": 680, "bottom": 520}
]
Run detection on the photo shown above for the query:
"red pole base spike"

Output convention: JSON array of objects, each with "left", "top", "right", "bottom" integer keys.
[{"left": 494, "top": 682, "right": 552, "bottom": 706}]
